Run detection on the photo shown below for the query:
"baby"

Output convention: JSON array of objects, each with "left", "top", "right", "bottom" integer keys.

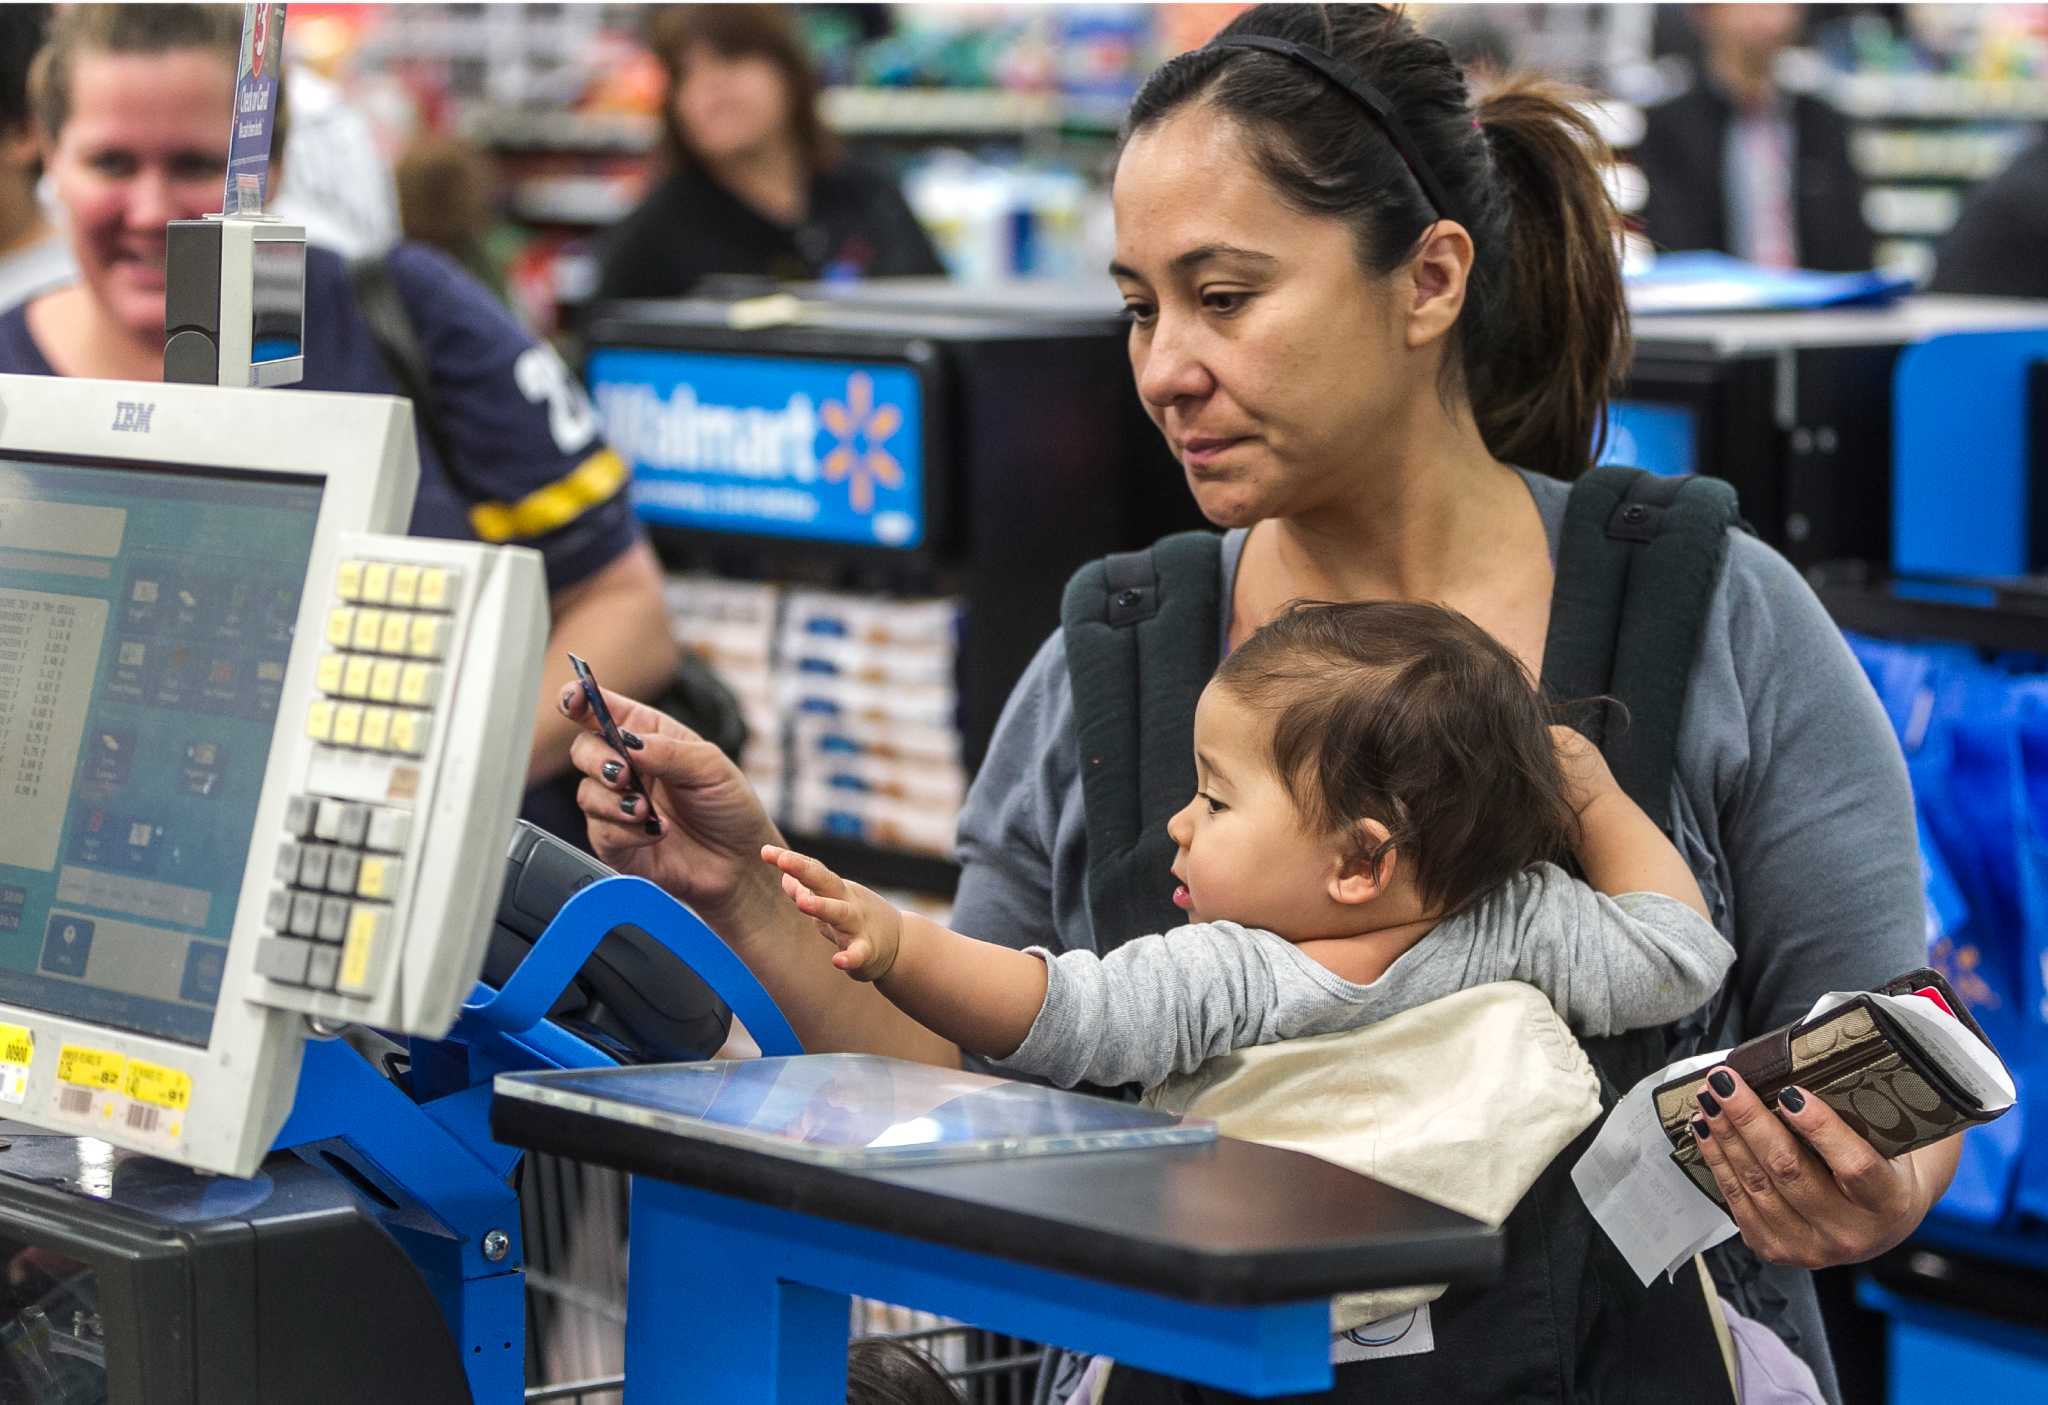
[{"left": 763, "top": 599, "right": 1734, "bottom": 1095}]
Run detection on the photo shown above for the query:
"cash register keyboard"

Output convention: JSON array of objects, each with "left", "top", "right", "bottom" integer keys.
[
  {"left": 231, "top": 525, "right": 552, "bottom": 1051},
  {"left": 252, "top": 554, "right": 460, "bottom": 1000}
]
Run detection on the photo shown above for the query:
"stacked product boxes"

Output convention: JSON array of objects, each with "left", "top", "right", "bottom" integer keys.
[{"left": 666, "top": 576, "right": 967, "bottom": 858}]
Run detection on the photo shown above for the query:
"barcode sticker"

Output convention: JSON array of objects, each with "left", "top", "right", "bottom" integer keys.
[
  {"left": 125, "top": 1060, "right": 192, "bottom": 1111},
  {"left": 57, "top": 1045, "right": 126, "bottom": 1090},
  {"left": 125, "top": 1102, "right": 161, "bottom": 1134},
  {"left": 0, "top": 1024, "right": 31, "bottom": 1106},
  {"left": 55, "top": 1045, "right": 130, "bottom": 1128}
]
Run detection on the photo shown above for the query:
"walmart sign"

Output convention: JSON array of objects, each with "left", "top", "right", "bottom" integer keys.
[{"left": 588, "top": 347, "right": 925, "bottom": 549}]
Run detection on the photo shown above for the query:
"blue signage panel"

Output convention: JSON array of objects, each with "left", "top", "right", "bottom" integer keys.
[
  {"left": 590, "top": 348, "right": 927, "bottom": 550},
  {"left": 224, "top": 3, "right": 286, "bottom": 213}
]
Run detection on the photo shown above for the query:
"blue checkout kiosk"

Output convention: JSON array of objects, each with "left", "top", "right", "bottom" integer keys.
[{"left": 1614, "top": 290, "right": 2048, "bottom": 1403}]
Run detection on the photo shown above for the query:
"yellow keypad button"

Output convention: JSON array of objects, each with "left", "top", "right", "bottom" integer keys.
[
  {"left": 335, "top": 559, "right": 364, "bottom": 601},
  {"left": 305, "top": 700, "right": 336, "bottom": 741},
  {"left": 379, "top": 611, "right": 411, "bottom": 655},
  {"left": 397, "top": 663, "right": 441, "bottom": 707},
  {"left": 356, "top": 856, "right": 398, "bottom": 901},
  {"left": 389, "top": 564, "right": 421, "bottom": 608},
  {"left": 340, "top": 904, "right": 390, "bottom": 994},
  {"left": 416, "top": 567, "right": 454, "bottom": 611},
  {"left": 369, "top": 659, "right": 402, "bottom": 703},
  {"left": 341, "top": 655, "right": 374, "bottom": 699},
  {"left": 314, "top": 653, "right": 345, "bottom": 695},
  {"left": 325, "top": 607, "right": 356, "bottom": 648},
  {"left": 388, "top": 709, "right": 430, "bottom": 757},
  {"left": 351, "top": 609, "right": 384, "bottom": 651},
  {"left": 331, "top": 703, "right": 364, "bottom": 748},
  {"left": 360, "top": 561, "right": 393, "bottom": 604},
  {"left": 359, "top": 706, "right": 393, "bottom": 751},
  {"left": 407, "top": 615, "right": 451, "bottom": 659}
]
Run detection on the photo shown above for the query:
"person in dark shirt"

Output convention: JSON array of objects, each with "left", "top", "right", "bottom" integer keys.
[
  {"left": 10, "top": 4, "right": 678, "bottom": 843},
  {"left": 1929, "top": 137, "right": 2048, "bottom": 299},
  {"left": 596, "top": 5, "right": 944, "bottom": 301},
  {"left": 1634, "top": 4, "right": 1875, "bottom": 272}
]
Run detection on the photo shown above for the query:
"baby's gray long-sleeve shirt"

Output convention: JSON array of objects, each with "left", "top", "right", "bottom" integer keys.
[{"left": 996, "top": 862, "right": 1735, "bottom": 1092}]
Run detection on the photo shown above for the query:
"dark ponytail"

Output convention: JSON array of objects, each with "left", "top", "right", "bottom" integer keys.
[
  {"left": 1468, "top": 78, "right": 1630, "bottom": 478},
  {"left": 1125, "top": 4, "right": 1630, "bottom": 480}
]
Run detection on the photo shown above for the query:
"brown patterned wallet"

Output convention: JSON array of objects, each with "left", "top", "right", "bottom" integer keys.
[{"left": 1655, "top": 968, "right": 2012, "bottom": 1208}]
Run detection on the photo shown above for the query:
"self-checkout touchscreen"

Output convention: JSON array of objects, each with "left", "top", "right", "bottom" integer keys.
[{"left": 0, "top": 457, "right": 321, "bottom": 1046}]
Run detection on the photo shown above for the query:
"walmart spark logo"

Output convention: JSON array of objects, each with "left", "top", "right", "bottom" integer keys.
[
  {"left": 820, "top": 373, "right": 904, "bottom": 514},
  {"left": 590, "top": 348, "right": 924, "bottom": 550}
]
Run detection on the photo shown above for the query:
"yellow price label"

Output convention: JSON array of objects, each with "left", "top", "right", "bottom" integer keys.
[
  {"left": 57, "top": 1045, "right": 126, "bottom": 1090},
  {"left": 0, "top": 1024, "right": 31, "bottom": 1067},
  {"left": 124, "top": 1060, "right": 193, "bottom": 1111}
]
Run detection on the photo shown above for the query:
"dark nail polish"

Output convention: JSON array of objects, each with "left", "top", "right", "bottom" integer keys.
[
  {"left": 1691, "top": 1117, "right": 1710, "bottom": 1142},
  {"left": 601, "top": 760, "right": 622, "bottom": 783},
  {"left": 643, "top": 818, "right": 662, "bottom": 836},
  {"left": 620, "top": 729, "right": 645, "bottom": 751},
  {"left": 1697, "top": 1089, "right": 1721, "bottom": 1118},
  {"left": 619, "top": 792, "right": 639, "bottom": 816},
  {"left": 1709, "top": 1070, "right": 1736, "bottom": 1099},
  {"left": 1778, "top": 1086, "right": 1806, "bottom": 1114}
]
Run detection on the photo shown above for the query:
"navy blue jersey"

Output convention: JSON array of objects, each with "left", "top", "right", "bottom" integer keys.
[{"left": 0, "top": 243, "right": 641, "bottom": 593}]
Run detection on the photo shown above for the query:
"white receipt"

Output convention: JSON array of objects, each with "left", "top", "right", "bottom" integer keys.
[
  {"left": 1572, "top": 1049, "right": 1736, "bottom": 1285},
  {"left": 1577, "top": 988, "right": 2015, "bottom": 1285}
]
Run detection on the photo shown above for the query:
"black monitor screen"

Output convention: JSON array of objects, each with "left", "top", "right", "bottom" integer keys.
[{"left": 0, "top": 456, "right": 322, "bottom": 1046}]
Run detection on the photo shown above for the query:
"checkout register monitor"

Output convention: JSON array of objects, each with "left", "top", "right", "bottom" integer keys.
[{"left": 0, "top": 373, "right": 548, "bottom": 1177}]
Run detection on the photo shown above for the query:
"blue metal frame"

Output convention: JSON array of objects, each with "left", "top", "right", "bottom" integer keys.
[
  {"left": 271, "top": 875, "right": 797, "bottom": 1405},
  {"left": 276, "top": 873, "right": 1352, "bottom": 1401},
  {"left": 623, "top": 1179, "right": 1335, "bottom": 1402}
]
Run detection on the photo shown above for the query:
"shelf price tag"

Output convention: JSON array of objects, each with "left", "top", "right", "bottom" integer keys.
[
  {"left": 55, "top": 1044, "right": 127, "bottom": 1124},
  {"left": 125, "top": 1060, "right": 193, "bottom": 1111},
  {"left": 0, "top": 1024, "right": 31, "bottom": 1105}
]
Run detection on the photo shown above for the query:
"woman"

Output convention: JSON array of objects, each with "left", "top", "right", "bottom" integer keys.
[
  {"left": 5, "top": 4, "right": 678, "bottom": 838},
  {"left": 594, "top": 4, "right": 943, "bottom": 300},
  {"left": 565, "top": 6, "right": 1952, "bottom": 1399}
]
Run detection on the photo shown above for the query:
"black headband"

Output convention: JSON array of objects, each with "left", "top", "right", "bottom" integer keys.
[{"left": 1204, "top": 34, "right": 1461, "bottom": 227}]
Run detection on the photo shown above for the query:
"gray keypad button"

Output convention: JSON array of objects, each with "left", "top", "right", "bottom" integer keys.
[
  {"left": 313, "top": 800, "right": 343, "bottom": 842},
  {"left": 306, "top": 946, "right": 341, "bottom": 990},
  {"left": 255, "top": 937, "right": 313, "bottom": 985},
  {"left": 284, "top": 795, "right": 317, "bottom": 838},
  {"left": 276, "top": 841, "right": 303, "bottom": 884},
  {"left": 289, "top": 892, "right": 321, "bottom": 937},
  {"left": 317, "top": 896, "right": 350, "bottom": 942},
  {"left": 327, "top": 850, "right": 361, "bottom": 896},
  {"left": 338, "top": 804, "right": 371, "bottom": 849},
  {"left": 264, "top": 886, "right": 292, "bottom": 931},
  {"left": 297, "top": 845, "right": 332, "bottom": 891}
]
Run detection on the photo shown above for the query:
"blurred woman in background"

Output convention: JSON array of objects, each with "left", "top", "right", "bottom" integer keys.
[
  {"left": 6, "top": 3, "right": 676, "bottom": 846},
  {"left": 595, "top": 4, "right": 942, "bottom": 301}
]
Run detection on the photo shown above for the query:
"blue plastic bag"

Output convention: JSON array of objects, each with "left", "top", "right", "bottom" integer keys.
[{"left": 1845, "top": 635, "right": 2032, "bottom": 1225}]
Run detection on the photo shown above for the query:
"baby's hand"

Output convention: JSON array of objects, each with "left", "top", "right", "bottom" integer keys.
[
  {"left": 1549, "top": 724, "right": 1620, "bottom": 816},
  {"left": 760, "top": 844, "right": 905, "bottom": 981}
]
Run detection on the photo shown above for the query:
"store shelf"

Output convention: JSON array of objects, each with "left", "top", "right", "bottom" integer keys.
[
  {"left": 509, "top": 177, "right": 640, "bottom": 227},
  {"left": 1864, "top": 185, "right": 1964, "bottom": 238},
  {"left": 1814, "top": 569, "right": 2048, "bottom": 652},
  {"left": 820, "top": 86, "right": 1066, "bottom": 136},
  {"left": 1832, "top": 72, "right": 2048, "bottom": 122},
  {"left": 466, "top": 109, "right": 658, "bottom": 154},
  {"left": 1852, "top": 127, "right": 2034, "bottom": 183}
]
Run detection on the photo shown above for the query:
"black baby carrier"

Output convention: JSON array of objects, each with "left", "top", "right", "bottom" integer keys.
[{"left": 1061, "top": 467, "right": 1744, "bottom": 1403}]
